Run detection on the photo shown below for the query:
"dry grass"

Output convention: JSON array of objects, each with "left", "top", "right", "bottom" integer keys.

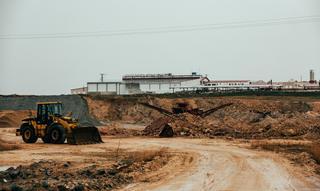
[
  {"left": 127, "top": 147, "right": 168, "bottom": 163},
  {"left": 251, "top": 140, "right": 320, "bottom": 165},
  {"left": 105, "top": 140, "right": 169, "bottom": 164},
  {"left": 251, "top": 140, "right": 311, "bottom": 152},
  {"left": 99, "top": 126, "right": 140, "bottom": 137}
]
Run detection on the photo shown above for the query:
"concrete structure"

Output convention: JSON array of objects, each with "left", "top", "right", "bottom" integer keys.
[
  {"left": 86, "top": 81, "right": 140, "bottom": 95},
  {"left": 275, "top": 80, "right": 319, "bottom": 90},
  {"left": 205, "top": 80, "right": 251, "bottom": 87},
  {"left": 71, "top": 87, "right": 87, "bottom": 94},
  {"left": 71, "top": 70, "right": 320, "bottom": 94},
  {"left": 310, "top": 69, "right": 316, "bottom": 84},
  {"left": 122, "top": 73, "right": 204, "bottom": 94},
  {"left": 87, "top": 82, "right": 121, "bottom": 95},
  {"left": 200, "top": 80, "right": 282, "bottom": 91}
]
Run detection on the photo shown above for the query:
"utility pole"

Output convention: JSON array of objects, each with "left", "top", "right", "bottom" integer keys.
[{"left": 100, "top": 73, "right": 106, "bottom": 82}]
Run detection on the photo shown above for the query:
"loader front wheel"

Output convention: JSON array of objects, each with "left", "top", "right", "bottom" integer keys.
[
  {"left": 21, "top": 124, "right": 38, "bottom": 143},
  {"left": 49, "top": 124, "right": 66, "bottom": 144}
]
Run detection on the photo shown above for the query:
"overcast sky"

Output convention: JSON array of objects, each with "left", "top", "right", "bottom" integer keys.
[{"left": 1, "top": 0, "right": 320, "bottom": 95}]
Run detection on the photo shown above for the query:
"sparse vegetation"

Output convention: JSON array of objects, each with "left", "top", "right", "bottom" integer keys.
[
  {"left": 250, "top": 140, "right": 311, "bottom": 152},
  {"left": 127, "top": 147, "right": 169, "bottom": 163},
  {"left": 99, "top": 126, "right": 140, "bottom": 137},
  {"left": 251, "top": 140, "right": 320, "bottom": 174}
]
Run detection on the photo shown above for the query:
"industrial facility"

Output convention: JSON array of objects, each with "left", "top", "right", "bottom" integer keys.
[
  {"left": 71, "top": 70, "right": 320, "bottom": 95},
  {"left": 71, "top": 72, "right": 209, "bottom": 95}
]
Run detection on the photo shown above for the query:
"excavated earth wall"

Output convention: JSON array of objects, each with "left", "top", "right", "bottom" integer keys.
[{"left": 0, "top": 95, "right": 99, "bottom": 126}]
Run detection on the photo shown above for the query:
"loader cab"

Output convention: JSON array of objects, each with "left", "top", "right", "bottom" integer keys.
[{"left": 36, "top": 102, "right": 62, "bottom": 124}]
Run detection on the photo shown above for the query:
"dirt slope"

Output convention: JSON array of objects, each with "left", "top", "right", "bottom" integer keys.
[
  {"left": 0, "top": 95, "right": 98, "bottom": 125},
  {"left": 85, "top": 96, "right": 320, "bottom": 139},
  {"left": 2, "top": 95, "right": 320, "bottom": 139},
  {"left": 0, "top": 110, "right": 35, "bottom": 128}
]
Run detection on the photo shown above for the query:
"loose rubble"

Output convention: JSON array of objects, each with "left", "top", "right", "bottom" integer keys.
[
  {"left": 142, "top": 99, "right": 320, "bottom": 140},
  {"left": 0, "top": 149, "right": 170, "bottom": 191}
]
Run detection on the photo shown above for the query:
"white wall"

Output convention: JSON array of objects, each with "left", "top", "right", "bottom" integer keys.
[
  {"left": 87, "top": 83, "right": 119, "bottom": 94},
  {"left": 97, "top": 84, "right": 106, "bottom": 92},
  {"left": 181, "top": 79, "right": 202, "bottom": 87},
  {"left": 108, "top": 84, "right": 117, "bottom": 92},
  {"left": 87, "top": 84, "right": 97, "bottom": 92},
  {"left": 138, "top": 82, "right": 182, "bottom": 93}
]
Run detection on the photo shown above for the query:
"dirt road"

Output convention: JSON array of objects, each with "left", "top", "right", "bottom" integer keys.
[
  {"left": 1, "top": 130, "right": 320, "bottom": 191},
  {"left": 122, "top": 139, "right": 320, "bottom": 191}
]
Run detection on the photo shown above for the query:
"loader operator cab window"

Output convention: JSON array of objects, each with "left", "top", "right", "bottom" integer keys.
[
  {"left": 37, "top": 103, "right": 62, "bottom": 124},
  {"left": 37, "top": 104, "right": 47, "bottom": 124},
  {"left": 47, "top": 104, "right": 62, "bottom": 117}
]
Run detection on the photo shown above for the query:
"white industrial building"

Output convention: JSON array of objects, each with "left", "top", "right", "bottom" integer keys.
[
  {"left": 70, "top": 70, "right": 320, "bottom": 95},
  {"left": 205, "top": 80, "right": 251, "bottom": 87},
  {"left": 86, "top": 81, "right": 141, "bottom": 95},
  {"left": 71, "top": 73, "right": 207, "bottom": 95},
  {"left": 70, "top": 87, "right": 87, "bottom": 95},
  {"left": 122, "top": 73, "right": 205, "bottom": 94}
]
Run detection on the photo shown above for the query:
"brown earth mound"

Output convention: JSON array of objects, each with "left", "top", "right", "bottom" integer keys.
[
  {"left": 84, "top": 96, "right": 320, "bottom": 140},
  {"left": 145, "top": 109, "right": 320, "bottom": 140},
  {"left": 0, "top": 110, "right": 35, "bottom": 128},
  {"left": 99, "top": 123, "right": 141, "bottom": 137},
  {"left": 143, "top": 117, "right": 174, "bottom": 137},
  {"left": 0, "top": 148, "right": 170, "bottom": 191}
]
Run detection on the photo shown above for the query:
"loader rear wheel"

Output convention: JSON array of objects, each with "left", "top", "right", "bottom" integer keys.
[
  {"left": 49, "top": 124, "right": 66, "bottom": 144},
  {"left": 41, "top": 135, "right": 51, "bottom": 143},
  {"left": 21, "top": 124, "right": 38, "bottom": 143}
]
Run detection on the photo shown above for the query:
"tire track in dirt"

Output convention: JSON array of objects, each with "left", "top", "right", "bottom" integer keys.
[
  {"left": 122, "top": 139, "right": 320, "bottom": 191},
  {"left": 0, "top": 130, "right": 319, "bottom": 191}
]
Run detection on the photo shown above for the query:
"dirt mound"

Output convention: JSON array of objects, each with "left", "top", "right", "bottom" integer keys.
[
  {"left": 0, "top": 110, "right": 35, "bottom": 128},
  {"left": 85, "top": 96, "right": 159, "bottom": 124},
  {"left": 99, "top": 123, "right": 141, "bottom": 137},
  {"left": 151, "top": 111, "right": 320, "bottom": 139},
  {"left": 143, "top": 117, "right": 174, "bottom": 137},
  {"left": 0, "top": 149, "right": 170, "bottom": 191},
  {"left": 136, "top": 97, "right": 320, "bottom": 140}
]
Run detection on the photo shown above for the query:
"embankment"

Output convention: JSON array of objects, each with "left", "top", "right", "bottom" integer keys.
[{"left": 0, "top": 95, "right": 98, "bottom": 126}]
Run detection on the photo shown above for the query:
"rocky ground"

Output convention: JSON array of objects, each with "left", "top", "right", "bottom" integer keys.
[
  {"left": 0, "top": 151, "right": 170, "bottom": 191},
  {"left": 0, "top": 130, "right": 174, "bottom": 191}
]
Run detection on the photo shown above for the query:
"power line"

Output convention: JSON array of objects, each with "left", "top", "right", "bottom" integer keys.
[
  {"left": 2, "top": 15, "right": 319, "bottom": 36},
  {"left": 1, "top": 15, "right": 320, "bottom": 39}
]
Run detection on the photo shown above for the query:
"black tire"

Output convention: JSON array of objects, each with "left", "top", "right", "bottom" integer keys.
[
  {"left": 48, "top": 124, "right": 66, "bottom": 144},
  {"left": 41, "top": 134, "right": 51, "bottom": 143},
  {"left": 21, "top": 124, "right": 38, "bottom": 143}
]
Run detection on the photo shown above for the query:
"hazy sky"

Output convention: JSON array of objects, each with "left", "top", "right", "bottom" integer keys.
[{"left": 1, "top": 0, "right": 320, "bottom": 95}]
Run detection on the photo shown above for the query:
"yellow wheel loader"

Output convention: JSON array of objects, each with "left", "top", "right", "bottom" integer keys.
[{"left": 16, "top": 102, "right": 103, "bottom": 145}]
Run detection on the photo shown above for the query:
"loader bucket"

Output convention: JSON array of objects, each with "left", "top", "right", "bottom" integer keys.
[{"left": 67, "top": 126, "right": 103, "bottom": 145}]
